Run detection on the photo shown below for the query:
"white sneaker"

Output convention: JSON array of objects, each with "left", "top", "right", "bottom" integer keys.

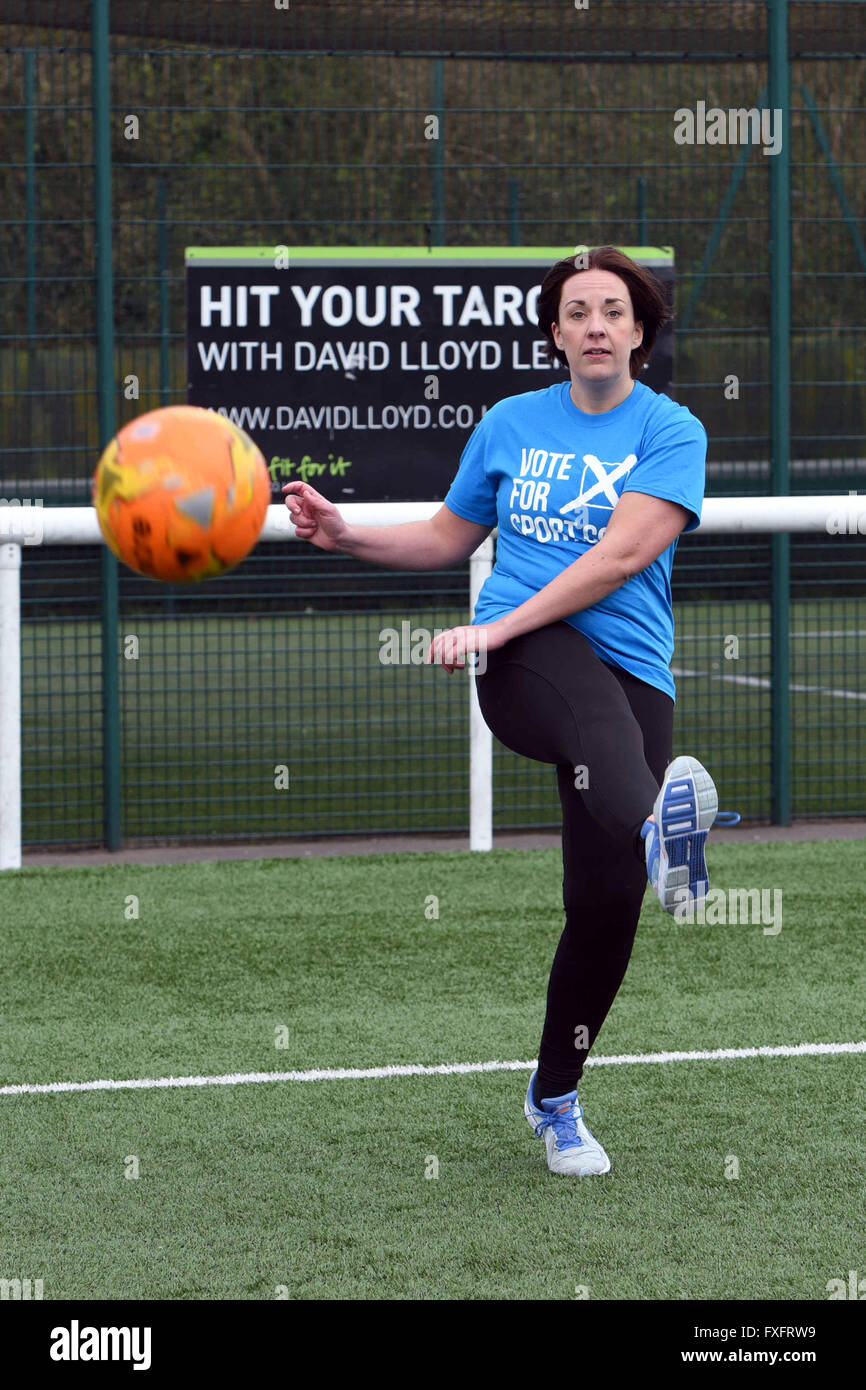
[
  {"left": 642, "top": 755, "right": 718, "bottom": 914},
  {"left": 524, "top": 1069, "right": 611, "bottom": 1176}
]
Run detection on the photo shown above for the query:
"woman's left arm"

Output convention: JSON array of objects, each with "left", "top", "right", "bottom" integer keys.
[
  {"left": 428, "top": 492, "right": 692, "bottom": 670},
  {"left": 493, "top": 491, "right": 691, "bottom": 644}
]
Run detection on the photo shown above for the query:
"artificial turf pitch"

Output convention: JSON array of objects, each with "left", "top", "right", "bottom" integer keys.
[{"left": 1, "top": 839, "right": 863, "bottom": 1300}]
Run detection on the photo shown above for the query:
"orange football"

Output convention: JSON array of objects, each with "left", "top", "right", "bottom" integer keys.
[{"left": 92, "top": 405, "right": 271, "bottom": 582}]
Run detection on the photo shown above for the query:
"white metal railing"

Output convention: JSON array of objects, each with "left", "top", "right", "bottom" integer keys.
[{"left": 1, "top": 495, "right": 863, "bottom": 870}]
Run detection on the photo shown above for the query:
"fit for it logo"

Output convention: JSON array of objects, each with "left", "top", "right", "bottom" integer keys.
[
  {"left": 50, "top": 1321, "right": 152, "bottom": 1370},
  {"left": 674, "top": 102, "right": 782, "bottom": 156}
]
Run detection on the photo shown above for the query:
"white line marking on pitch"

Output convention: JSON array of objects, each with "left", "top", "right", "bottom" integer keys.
[
  {"left": 1, "top": 1041, "right": 863, "bottom": 1097},
  {"left": 676, "top": 631, "right": 866, "bottom": 642},
  {"left": 672, "top": 667, "right": 866, "bottom": 701}
]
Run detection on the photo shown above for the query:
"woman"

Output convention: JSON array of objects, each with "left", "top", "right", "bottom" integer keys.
[{"left": 283, "top": 245, "right": 718, "bottom": 1178}]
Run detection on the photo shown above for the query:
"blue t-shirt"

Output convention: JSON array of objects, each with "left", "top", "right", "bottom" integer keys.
[{"left": 443, "top": 379, "right": 706, "bottom": 700}]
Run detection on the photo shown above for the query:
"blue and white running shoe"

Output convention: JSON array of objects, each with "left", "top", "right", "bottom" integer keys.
[
  {"left": 641, "top": 755, "right": 719, "bottom": 914},
  {"left": 524, "top": 1069, "right": 611, "bottom": 1176}
]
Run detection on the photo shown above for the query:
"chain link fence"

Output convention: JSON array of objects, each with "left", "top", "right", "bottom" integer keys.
[{"left": 1, "top": 0, "right": 864, "bottom": 847}]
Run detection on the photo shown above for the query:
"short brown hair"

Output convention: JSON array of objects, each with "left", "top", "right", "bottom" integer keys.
[{"left": 536, "top": 245, "right": 672, "bottom": 378}]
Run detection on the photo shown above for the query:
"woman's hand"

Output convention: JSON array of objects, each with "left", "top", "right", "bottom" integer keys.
[
  {"left": 282, "top": 481, "right": 350, "bottom": 552},
  {"left": 426, "top": 621, "right": 509, "bottom": 674}
]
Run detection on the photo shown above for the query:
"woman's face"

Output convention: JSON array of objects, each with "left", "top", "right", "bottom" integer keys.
[{"left": 551, "top": 269, "right": 644, "bottom": 386}]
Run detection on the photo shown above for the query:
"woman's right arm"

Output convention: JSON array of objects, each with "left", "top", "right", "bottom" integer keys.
[{"left": 282, "top": 480, "right": 492, "bottom": 571}]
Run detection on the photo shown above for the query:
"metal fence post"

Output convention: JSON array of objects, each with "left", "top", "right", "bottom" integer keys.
[
  {"left": 769, "top": 0, "right": 791, "bottom": 825},
  {"left": 469, "top": 537, "right": 494, "bottom": 850},
  {"left": 24, "top": 48, "right": 36, "bottom": 450},
  {"left": 0, "top": 543, "right": 22, "bottom": 871},
  {"left": 91, "top": 0, "right": 121, "bottom": 849}
]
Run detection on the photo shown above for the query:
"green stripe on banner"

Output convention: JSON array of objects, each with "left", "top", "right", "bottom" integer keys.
[{"left": 185, "top": 246, "right": 675, "bottom": 264}]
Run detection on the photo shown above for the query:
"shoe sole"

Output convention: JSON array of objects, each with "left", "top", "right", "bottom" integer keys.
[{"left": 653, "top": 755, "right": 718, "bottom": 913}]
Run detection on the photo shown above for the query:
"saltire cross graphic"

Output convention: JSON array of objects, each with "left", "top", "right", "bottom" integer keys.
[{"left": 559, "top": 452, "right": 638, "bottom": 514}]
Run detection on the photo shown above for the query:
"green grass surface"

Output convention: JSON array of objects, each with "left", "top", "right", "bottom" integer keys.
[{"left": 1, "top": 840, "right": 864, "bottom": 1300}]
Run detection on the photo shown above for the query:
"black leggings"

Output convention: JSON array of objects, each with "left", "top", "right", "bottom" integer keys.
[{"left": 474, "top": 620, "right": 674, "bottom": 1094}]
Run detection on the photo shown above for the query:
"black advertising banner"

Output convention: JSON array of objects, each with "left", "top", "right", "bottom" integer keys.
[{"left": 186, "top": 247, "right": 675, "bottom": 503}]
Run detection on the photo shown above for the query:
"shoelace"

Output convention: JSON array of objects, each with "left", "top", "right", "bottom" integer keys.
[{"left": 535, "top": 1100, "right": 584, "bottom": 1147}]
